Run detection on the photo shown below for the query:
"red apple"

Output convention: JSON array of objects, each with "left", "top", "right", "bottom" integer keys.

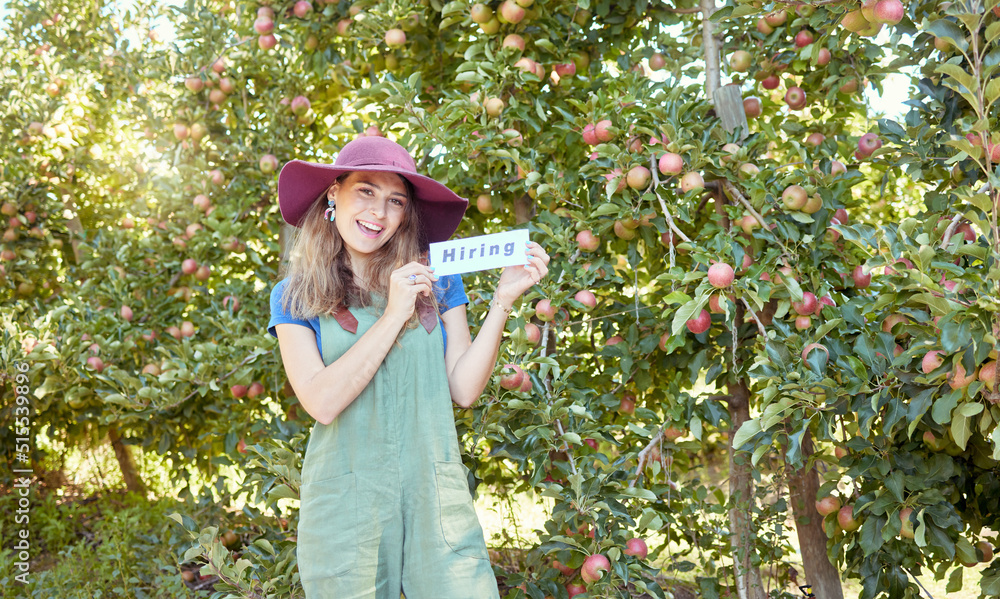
[
  {"left": 259, "top": 154, "right": 279, "bottom": 174},
  {"left": 680, "top": 171, "right": 704, "bottom": 193},
  {"left": 566, "top": 583, "right": 586, "bottom": 598},
  {"left": 686, "top": 309, "right": 711, "bottom": 334},
  {"left": 574, "top": 290, "right": 597, "bottom": 311},
  {"left": 553, "top": 560, "right": 576, "bottom": 577},
  {"left": 499, "top": 364, "right": 526, "bottom": 390},
  {"left": 785, "top": 86, "right": 806, "bottom": 109},
  {"left": 291, "top": 96, "right": 311, "bottom": 116},
  {"left": 470, "top": 3, "right": 493, "bottom": 22},
  {"left": 781, "top": 185, "right": 808, "bottom": 210},
  {"left": 873, "top": 0, "right": 904, "bottom": 24},
  {"left": 524, "top": 322, "right": 541, "bottom": 345},
  {"left": 193, "top": 194, "right": 211, "bottom": 212},
  {"left": 180, "top": 321, "right": 195, "bottom": 337},
  {"left": 805, "top": 132, "right": 826, "bottom": 147},
  {"left": 743, "top": 96, "right": 762, "bottom": 118},
  {"left": 923, "top": 430, "right": 945, "bottom": 451},
  {"left": 815, "top": 495, "right": 841, "bottom": 516},
  {"left": 921, "top": 350, "right": 944, "bottom": 375},
  {"left": 658, "top": 152, "right": 684, "bottom": 175},
  {"left": 764, "top": 9, "right": 787, "bottom": 26},
  {"left": 582, "top": 123, "right": 599, "bottom": 146},
  {"left": 899, "top": 507, "right": 915, "bottom": 539},
  {"left": 502, "top": 34, "right": 525, "bottom": 51},
  {"left": 948, "top": 362, "right": 977, "bottom": 389},
  {"left": 230, "top": 384, "right": 248, "bottom": 398},
  {"left": 384, "top": 28, "right": 406, "bottom": 47},
  {"left": 580, "top": 553, "right": 610, "bottom": 583},
  {"left": 852, "top": 265, "right": 871, "bottom": 288},
  {"left": 619, "top": 393, "right": 636, "bottom": 415},
  {"left": 86, "top": 356, "right": 105, "bottom": 373},
  {"left": 794, "top": 30, "right": 814, "bottom": 47},
  {"left": 254, "top": 16, "right": 274, "bottom": 34},
  {"left": 181, "top": 258, "right": 198, "bottom": 275},
  {"left": 838, "top": 505, "right": 861, "bottom": 531},
  {"left": 729, "top": 50, "right": 752, "bottom": 72},
  {"left": 575, "top": 230, "right": 600, "bottom": 251},
  {"left": 624, "top": 537, "right": 648, "bottom": 559},
  {"left": 535, "top": 299, "right": 556, "bottom": 321},
  {"left": 499, "top": 0, "right": 526, "bottom": 23},
  {"left": 626, "top": 165, "right": 651, "bottom": 189},
  {"left": 221, "top": 295, "right": 240, "bottom": 313},
  {"left": 801, "top": 343, "right": 829, "bottom": 362},
  {"left": 979, "top": 360, "right": 997, "bottom": 391},
  {"left": 707, "top": 263, "right": 734, "bottom": 288},
  {"left": 761, "top": 74, "right": 780, "bottom": 90},
  {"left": 121, "top": 305, "right": 134, "bottom": 322},
  {"left": 293, "top": 0, "right": 312, "bottom": 17},
  {"left": 595, "top": 119, "right": 614, "bottom": 142},
  {"left": 258, "top": 34, "right": 277, "bottom": 50},
  {"left": 791, "top": 292, "right": 818, "bottom": 315},
  {"left": 857, "top": 133, "right": 882, "bottom": 158}
]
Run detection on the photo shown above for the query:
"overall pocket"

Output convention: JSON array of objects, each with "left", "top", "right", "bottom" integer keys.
[
  {"left": 296, "top": 472, "right": 358, "bottom": 580},
  {"left": 434, "top": 461, "right": 489, "bottom": 560}
]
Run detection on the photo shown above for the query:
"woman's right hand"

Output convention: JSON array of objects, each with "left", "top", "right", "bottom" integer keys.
[{"left": 384, "top": 261, "right": 438, "bottom": 324}]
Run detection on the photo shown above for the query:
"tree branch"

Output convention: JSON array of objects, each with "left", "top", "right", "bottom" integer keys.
[
  {"left": 741, "top": 297, "right": 768, "bottom": 337},
  {"left": 722, "top": 180, "right": 767, "bottom": 231},
  {"left": 649, "top": 153, "right": 693, "bottom": 244}
]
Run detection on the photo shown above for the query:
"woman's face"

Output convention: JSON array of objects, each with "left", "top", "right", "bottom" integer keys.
[{"left": 329, "top": 170, "right": 410, "bottom": 268}]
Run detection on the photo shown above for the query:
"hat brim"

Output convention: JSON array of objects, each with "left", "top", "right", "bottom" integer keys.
[{"left": 277, "top": 159, "right": 468, "bottom": 243}]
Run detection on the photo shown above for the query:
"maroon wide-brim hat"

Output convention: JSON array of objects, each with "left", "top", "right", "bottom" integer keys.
[{"left": 277, "top": 136, "right": 468, "bottom": 243}]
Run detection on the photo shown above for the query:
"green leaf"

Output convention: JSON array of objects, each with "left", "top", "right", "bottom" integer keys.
[
  {"left": 933, "top": 393, "right": 959, "bottom": 424},
  {"left": 670, "top": 294, "right": 711, "bottom": 337},
  {"left": 732, "top": 418, "right": 762, "bottom": 450},
  {"left": 987, "top": 78, "right": 1000, "bottom": 110},
  {"left": 561, "top": 432, "right": 582, "bottom": 446},
  {"left": 267, "top": 484, "right": 298, "bottom": 501},
  {"left": 958, "top": 402, "right": 984, "bottom": 417},
  {"left": 925, "top": 19, "right": 970, "bottom": 52},
  {"left": 951, "top": 412, "right": 971, "bottom": 450},
  {"left": 253, "top": 538, "right": 275, "bottom": 555},
  {"left": 935, "top": 63, "right": 977, "bottom": 96},
  {"left": 885, "top": 470, "right": 904, "bottom": 502},
  {"left": 946, "top": 564, "right": 963, "bottom": 593}
]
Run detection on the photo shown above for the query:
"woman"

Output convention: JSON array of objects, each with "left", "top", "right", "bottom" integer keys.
[{"left": 267, "top": 135, "right": 549, "bottom": 598}]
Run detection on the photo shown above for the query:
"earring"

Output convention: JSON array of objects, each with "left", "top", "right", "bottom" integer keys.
[{"left": 324, "top": 199, "right": 336, "bottom": 222}]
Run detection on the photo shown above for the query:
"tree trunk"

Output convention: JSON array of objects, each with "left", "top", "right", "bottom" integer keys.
[
  {"left": 108, "top": 424, "right": 147, "bottom": 496},
  {"left": 788, "top": 431, "right": 844, "bottom": 599},
  {"left": 700, "top": 0, "right": 721, "bottom": 101},
  {"left": 514, "top": 192, "right": 534, "bottom": 225},
  {"left": 728, "top": 378, "right": 765, "bottom": 599}
]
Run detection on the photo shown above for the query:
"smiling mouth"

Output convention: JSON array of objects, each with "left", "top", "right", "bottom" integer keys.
[{"left": 356, "top": 220, "right": 384, "bottom": 238}]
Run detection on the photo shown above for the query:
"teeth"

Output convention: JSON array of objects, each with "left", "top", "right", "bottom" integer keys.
[{"left": 358, "top": 221, "right": 383, "bottom": 233}]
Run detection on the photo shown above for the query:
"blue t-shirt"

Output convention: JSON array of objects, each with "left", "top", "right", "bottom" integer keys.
[{"left": 267, "top": 273, "right": 468, "bottom": 355}]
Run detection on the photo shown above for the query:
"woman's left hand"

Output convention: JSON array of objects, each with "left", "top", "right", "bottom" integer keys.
[{"left": 495, "top": 241, "right": 550, "bottom": 307}]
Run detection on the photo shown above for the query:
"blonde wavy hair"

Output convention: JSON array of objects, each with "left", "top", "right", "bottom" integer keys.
[{"left": 277, "top": 171, "right": 437, "bottom": 328}]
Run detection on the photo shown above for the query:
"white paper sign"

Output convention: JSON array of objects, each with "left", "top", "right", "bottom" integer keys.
[{"left": 428, "top": 229, "right": 530, "bottom": 276}]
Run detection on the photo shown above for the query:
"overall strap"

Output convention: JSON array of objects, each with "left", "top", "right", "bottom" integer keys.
[{"left": 332, "top": 303, "right": 437, "bottom": 334}]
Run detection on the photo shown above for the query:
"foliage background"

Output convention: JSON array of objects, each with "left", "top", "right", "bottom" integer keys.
[{"left": 2, "top": 0, "right": 999, "bottom": 597}]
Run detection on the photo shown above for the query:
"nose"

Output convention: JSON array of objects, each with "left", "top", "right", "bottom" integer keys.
[{"left": 369, "top": 199, "right": 387, "bottom": 219}]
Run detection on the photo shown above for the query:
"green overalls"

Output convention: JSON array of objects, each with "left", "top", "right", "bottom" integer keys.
[{"left": 296, "top": 305, "right": 500, "bottom": 599}]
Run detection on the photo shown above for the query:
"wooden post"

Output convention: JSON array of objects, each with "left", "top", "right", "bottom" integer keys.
[{"left": 713, "top": 85, "right": 749, "bottom": 141}]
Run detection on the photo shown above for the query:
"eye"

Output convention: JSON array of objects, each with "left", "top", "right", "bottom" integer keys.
[
  {"left": 390, "top": 197, "right": 405, "bottom": 207},
  {"left": 359, "top": 187, "right": 374, "bottom": 196}
]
